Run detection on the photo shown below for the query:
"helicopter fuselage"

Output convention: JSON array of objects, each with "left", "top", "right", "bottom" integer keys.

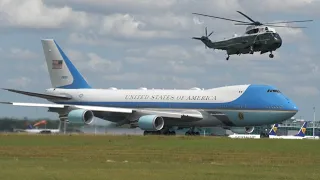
[
  {"left": 196, "top": 26, "right": 282, "bottom": 60},
  {"left": 192, "top": 11, "right": 312, "bottom": 60},
  {"left": 212, "top": 31, "right": 282, "bottom": 55}
]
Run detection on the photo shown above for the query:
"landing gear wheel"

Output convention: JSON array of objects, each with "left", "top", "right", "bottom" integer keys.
[
  {"left": 185, "top": 131, "right": 200, "bottom": 136},
  {"left": 260, "top": 132, "right": 269, "bottom": 138},
  {"left": 226, "top": 56, "right": 229, "bottom": 61},
  {"left": 167, "top": 131, "right": 176, "bottom": 136},
  {"left": 170, "top": 131, "right": 176, "bottom": 136},
  {"left": 269, "top": 53, "right": 274, "bottom": 58}
]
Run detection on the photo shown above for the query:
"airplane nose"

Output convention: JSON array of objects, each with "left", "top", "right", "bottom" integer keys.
[{"left": 288, "top": 100, "right": 299, "bottom": 113}]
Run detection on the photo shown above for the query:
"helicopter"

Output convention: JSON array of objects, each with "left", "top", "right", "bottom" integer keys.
[{"left": 192, "top": 11, "right": 313, "bottom": 60}]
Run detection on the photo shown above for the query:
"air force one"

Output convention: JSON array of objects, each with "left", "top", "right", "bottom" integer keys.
[{"left": 0, "top": 39, "right": 298, "bottom": 136}]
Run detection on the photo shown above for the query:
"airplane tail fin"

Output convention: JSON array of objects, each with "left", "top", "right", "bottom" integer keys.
[
  {"left": 41, "top": 39, "right": 91, "bottom": 89},
  {"left": 27, "top": 124, "right": 33, "bottom": 129},
  {"left": 295, "top": 122, "right": 307, "bottom": 137},
  {"left": 268, "top": 124, "right": 278, "bottom": 135}
]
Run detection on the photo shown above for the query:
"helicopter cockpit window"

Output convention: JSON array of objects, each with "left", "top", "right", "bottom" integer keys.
[{"left": 246, "top": 28, "right": 259, "bottom": 34}]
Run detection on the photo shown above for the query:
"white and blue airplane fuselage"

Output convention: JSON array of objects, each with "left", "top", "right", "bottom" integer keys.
[{"left": 0, "top": 39, "right": 299, "bottom": 135}]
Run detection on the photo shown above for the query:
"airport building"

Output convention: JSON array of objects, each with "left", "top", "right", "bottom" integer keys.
[
  {"left": 198, "top": 118, "right": 320, "bottom": 136},
  {"left": 249, "top": 118, "right": 320, "bottom": 136}
]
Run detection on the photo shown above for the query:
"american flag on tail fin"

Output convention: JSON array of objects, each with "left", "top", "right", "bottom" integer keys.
[{"left": 52, "top": 60, "right": 63, "bottom": 69}]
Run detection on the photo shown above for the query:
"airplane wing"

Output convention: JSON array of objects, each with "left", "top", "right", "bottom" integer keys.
[
  {"left": 2, "top": 88, "right": 72, "bottom": 100},
  {"left": 0, "top": 101, "right": 203, "bottom": 121}
]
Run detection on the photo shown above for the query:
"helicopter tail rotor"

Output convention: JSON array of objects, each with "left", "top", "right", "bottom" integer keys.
[{"left": 192, "top": 27, "right": 214, "bottom": 49}]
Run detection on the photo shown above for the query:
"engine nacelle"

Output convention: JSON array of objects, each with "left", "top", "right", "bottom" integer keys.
[
  {"left": 68, "top": 109, "right": 94, "bottom": 125},
  {"left": 230, "top": 126, "right": 255, "bottom": 134},
  {"left": 138, "top": 115, "right": 164, "bottom": 131}
]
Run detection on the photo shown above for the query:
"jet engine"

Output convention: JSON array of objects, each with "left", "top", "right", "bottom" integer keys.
[
  {"left": 67, "top": 109, "right": 94, "bottom": 125},
  {"left": 138, "top": 115, "right": 164, "bottom": 131},
  {"left": 230, "top": 126, "right": 255, "bottom": 134}
]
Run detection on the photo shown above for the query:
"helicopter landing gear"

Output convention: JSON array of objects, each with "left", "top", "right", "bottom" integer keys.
[
  {"left": 226, "top": 55, "right": 230, "bottom": 60},
  {"left": 269, "top": 52, "right": 274, "bottom": 58},
  {"left": 249, "top": 46, "right": 254, "bottom": 54}
]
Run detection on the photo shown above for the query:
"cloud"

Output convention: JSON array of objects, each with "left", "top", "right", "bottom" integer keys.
[
  {"left": 7, "top": 77, "right": 32, "bottom": 88},
  {"left": 7, "top": 48, "right": 39, "bottom": 60},
  {"left": 104, "top": 73, "right": 197, "bottom": 89},
  {"left": 292, "top": 86, "right": 320, "bottom": 97},
  {"left": 98, "top": 14, "right": 176, "bottom": 39},
  {"left": 0, "top": 0, "right": 92, "bottom": 29},
  {"left": 0, "top": 0, "right": 319, "bottom": 122},
  {"left": 66, "top": 49, "right": 122, "bottom": 73},
  {"left": 242, "top": 0, "right": 320, "bottom": 15}
]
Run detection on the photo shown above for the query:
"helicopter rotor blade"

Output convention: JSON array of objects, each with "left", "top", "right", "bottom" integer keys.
[
  {"left": 234, "top": 23, "right": 254, "bottom": 25},
  {"left": 266, "top": 25, "right": 307, "bottom": 28},
  {"left": 192, "top": 37, "right": 203, "bottom": 40},
  {"left": 263, "top": 20, "right": 313, "bottom": 24},
  {"left": 207, "top": 31, "right": 214, "bottom": 37},
  {"left": 205, "top": 27, "right": 207, "bottom": 36},
  {"left": 234, "top": 23, "right": 309, "bottom": 28},
  {"left": 236, "top": 11, "right": 256, "bottom": 23},
  {"left": 192, "top": 13, "right": 250, "bottom": 24}
]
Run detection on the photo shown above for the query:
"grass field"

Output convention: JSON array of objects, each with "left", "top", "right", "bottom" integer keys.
[{"left": 0, "top": 134, "right": 319, "bottom": 180}]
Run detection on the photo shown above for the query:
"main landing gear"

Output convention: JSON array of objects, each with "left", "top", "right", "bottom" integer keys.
[
  {"left": 185, "top": 127, "right": 201, "bottom": 136},
  {"left": 269, "top": 52, "right": 274, "bottom": 58},
  {"left": 226, "top": 55, "right": 230, "bottom": 60},
  {"left": 143, "top": 129, "right": 176, "bottom": 136}
]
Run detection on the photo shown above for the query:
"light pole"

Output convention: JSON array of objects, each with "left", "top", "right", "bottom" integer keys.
[
  {"left": 313, "top": 107, "right": 316, "bottom": 137},
  {"left": 94, "top": 118, "right": 97, "bottom": 135}
]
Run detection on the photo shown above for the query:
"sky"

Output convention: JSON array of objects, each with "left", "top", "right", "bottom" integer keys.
[{"left": 0, "top": 0, "right": 319, "bottom": 123}]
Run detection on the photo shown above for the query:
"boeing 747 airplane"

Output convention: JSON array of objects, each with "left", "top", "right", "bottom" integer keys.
[{"left": 0, "top": 39, "right": 298, "bottom": 136}]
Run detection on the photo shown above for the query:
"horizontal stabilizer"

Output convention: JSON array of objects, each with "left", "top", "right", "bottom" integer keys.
[{"left": 2, "top": 88, "right": 72, "bottom": 100}]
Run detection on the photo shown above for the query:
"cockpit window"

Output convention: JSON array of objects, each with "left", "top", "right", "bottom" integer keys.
[
  {"left": 267, "top": 89, "right": 281, "bottom": 93},
  {"left": 246, "top": 28, "right": 259, "bottom": 34}
]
